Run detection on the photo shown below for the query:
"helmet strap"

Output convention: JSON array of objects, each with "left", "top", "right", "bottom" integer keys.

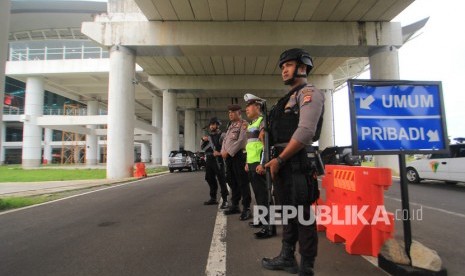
[{"left": 284, "top": 63, "right": 307, "bottom": 86}]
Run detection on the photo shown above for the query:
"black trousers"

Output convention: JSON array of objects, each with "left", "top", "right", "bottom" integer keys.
[
  {"left": 205, "top": 156, "right": 229, "bottom": 200},
  {"left": 275, "top": 160, "right": 318, "bottom": 259},
  {"left": 248, "top": 162, "right": 268, "bottom": 208},
  {"left": 225, "top": 151, "right": 251, "bottom": 209}
]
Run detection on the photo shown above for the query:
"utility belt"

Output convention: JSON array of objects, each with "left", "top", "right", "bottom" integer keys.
[{"left": 272, "top": 144, "right": 325, "bottom": 176}]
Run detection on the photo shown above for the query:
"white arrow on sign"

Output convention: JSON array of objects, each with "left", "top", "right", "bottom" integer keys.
[
  {"left": 360, "top": 95, "right": 375, "bottom": 109},
  {"left": 427, "top": 130, "right": 440, "bottom": 142}
]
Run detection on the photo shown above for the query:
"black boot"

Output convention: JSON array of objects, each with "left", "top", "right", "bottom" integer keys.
[
  {"left": 254, "top": 225, "right": 277, "bottom": 239},
  {"left": 239, "top": 208, "right": 252, "bottom": 220},
  {"left": 223, "top": 205, "right": 241, "bottom": 215},
  {"left": 299, "top": 256, "right": 315, "bottom": 276},
  {"left": 262, "top": 242, "right": 298, "bottom": 274},
  {"left": 204, "top": 198, "right": 218, "bottom": 205},
  {"left": 220, "top": 198, "right": 229, "bottom": 209}
]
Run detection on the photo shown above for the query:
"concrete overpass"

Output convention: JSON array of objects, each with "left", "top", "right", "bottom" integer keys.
[{"left": 1, "top": 0, "right": 422, "bottom": 179}]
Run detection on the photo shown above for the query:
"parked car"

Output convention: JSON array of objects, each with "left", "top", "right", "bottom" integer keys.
[
  {"left": 195, "top": 151, "right": 206, "bottom": 170},
  {"left": 406, "top": 143, "right": 465, "bottom": 184},
  {"left": 168, "top": 150, "right": 199, "bottom": 172},
  {"left": 320, "top": 146, "right": 362, "bottom": 166}
]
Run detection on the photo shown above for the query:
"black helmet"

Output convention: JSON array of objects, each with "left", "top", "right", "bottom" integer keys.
[
  {"left": 208, "top": 117, "right": 221, "bottom": 126},
  {"left": 279, "top": 48, "right": 313, "bottom": 75}
]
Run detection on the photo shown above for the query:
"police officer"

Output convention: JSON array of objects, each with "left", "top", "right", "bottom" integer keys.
[
  {"left": 221, "top": 104, "right": 252, "bottom": 220},
  {"left": 261, "top": 48, "right": 324, "bottom": 276},
  {"left": 244, "top": 95, "right": 277, "bottom": 239},
  {"left": 201, "top": 117, "right": 229, "bottom": 209}
]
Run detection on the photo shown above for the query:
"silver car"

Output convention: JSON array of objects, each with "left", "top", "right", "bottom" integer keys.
[{"left": 168, "top": 150, "right": 199, "bottom": 173}]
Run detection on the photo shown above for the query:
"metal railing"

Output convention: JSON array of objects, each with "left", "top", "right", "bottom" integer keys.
[
  {"left": 3, "top": 106, "right": 23, "bottom": 115},
  {"left": 8, "top": 46, "right": 109, "bottom": 61},
  {"left": 3, "top": 107, "right": 107, "bottom": 116}
]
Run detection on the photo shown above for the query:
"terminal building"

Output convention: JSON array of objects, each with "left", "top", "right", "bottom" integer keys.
[{"left": 1, "top": 0, "right": 422, "bottom": 179}]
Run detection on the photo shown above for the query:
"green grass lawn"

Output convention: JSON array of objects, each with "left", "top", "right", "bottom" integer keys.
[
  {"left": 146, "top": 167, "right": 169, "bottom": 175},
  {"left": 0, "top": 194, "right": 62, "bottom": 211},
  {"left": 0, "top": 165, "right": 168, "bottom": 182},
  {"left": 0, "top": 166, "right": 106, "bottom": 182}
]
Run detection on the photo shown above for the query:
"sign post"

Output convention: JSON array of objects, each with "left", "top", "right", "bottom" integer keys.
[
  {"left": 348, "top": 80, "right": 448, "bottom": 271},
  {"left": 397, "top": 153, "right": 412, "bottom": 256}
]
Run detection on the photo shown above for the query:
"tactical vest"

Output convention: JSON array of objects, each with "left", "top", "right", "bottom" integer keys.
[
  {"left": 246, "top": 116, "right": 264, "bottom": 164},
  {"left": 269, "top": 84, "right": 324, "bottom": 145},
  {"left": 210, "top": 132, "right": 222, "bottom": 151}
]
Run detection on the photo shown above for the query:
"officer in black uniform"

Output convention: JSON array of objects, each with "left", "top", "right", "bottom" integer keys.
[
  {"left": 261, "top": 48, "right": 325, "bottom": 276},
  {"left": 201, "top": 117, "right": 229, "bottom": 209}
]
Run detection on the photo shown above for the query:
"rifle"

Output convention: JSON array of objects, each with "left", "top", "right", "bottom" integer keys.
[
  {"left": 262, "top": 101, "right": 274, "bottom": 233},
  {"left": 207, "top": 135, "right": 222, "bottom": 171}
]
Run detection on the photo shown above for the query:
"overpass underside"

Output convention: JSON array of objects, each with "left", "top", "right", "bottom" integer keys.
[{"left": 2, "top": 0, "right": 416, "bottom": 178}]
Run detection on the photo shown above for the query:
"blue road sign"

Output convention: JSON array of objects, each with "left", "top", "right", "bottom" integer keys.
[{"left": 348, "top": 80, "right": 449, "bottom": 154}]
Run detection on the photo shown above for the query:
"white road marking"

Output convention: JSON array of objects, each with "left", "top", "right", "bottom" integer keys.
[
  {"left": 0, "top": 174, "right": 169, "bottom": 216},
  {"left": 205, "top": 205, "right": 227, "bottom": 276},
  {"left": 384, "top": 196, "right": 465, "bottom": 219}
]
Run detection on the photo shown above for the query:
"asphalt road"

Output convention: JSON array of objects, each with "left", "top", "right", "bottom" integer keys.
[
  {"left": 0, "top": 172, "right": 216, "bottom": 276},
  {"left": 1, "top": 171, "right": 462, "bottom": 275},
  {"left": 383, "top": 179, "right": 465, "bottom": 276}
]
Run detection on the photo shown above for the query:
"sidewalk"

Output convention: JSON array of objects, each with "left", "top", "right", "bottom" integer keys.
[
  {"left": 0, "top": 169, "right": 169, "bottom": 198},
  {"left": 0, "top": 179, "right": 128, "bottom": 198}
]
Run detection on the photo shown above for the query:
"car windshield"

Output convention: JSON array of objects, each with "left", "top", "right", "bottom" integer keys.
[{"left": 169, "top": 152, "right": 187, "bottom": 157}]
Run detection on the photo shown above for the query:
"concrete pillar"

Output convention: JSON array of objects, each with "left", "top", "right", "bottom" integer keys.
[
  {"left": 184, "top": 110, "right": 196, "bottom": 151},
  {"left": 86, "top": 101, "right": 99, "bottom": 166},
  {"left": 97, "top": 140, "right": 101, "bottom": 163},
  {"left": 196, "top": 116, "right": 203, "bottom": 152},
  {"left": 43, "top": 128, "right": 53, "bottom": 164},
  {"left": 162, "top": 90, "right": 177, "bottom": 166},
  {"left": 176, "top": 111, "right": 181, "bottom": 150},
  {"left": 22, "top": 77, "right": 44, "bottom": 168},
  {"left": 0, "top": 0, "right": 12, "bottom": 165},
  {"left": 151, "top": 96, "right": 162, "bottom": 165},
  {"left": 106, "top": 45, "right": 136, "bottom": 179},
  {"left": 0, "top": 123, "right": 6, "bottom": 164},
  {"left": 369, "top": 46, "right": 400, "bottom": 174},
  {"left": 318, "top": 75, "right": 335, "bottom": 151},
  {"left": 141, "top": 143, "right": 150, "bottom": 162}
]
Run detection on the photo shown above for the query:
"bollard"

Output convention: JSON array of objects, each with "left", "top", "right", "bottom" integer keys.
[{"left": 134, "top": 162, "right": 147, "bottom": 178}]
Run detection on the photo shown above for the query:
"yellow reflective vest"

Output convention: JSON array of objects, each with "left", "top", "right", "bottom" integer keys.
[{"left": 246, "top": 116, "right": 264, "bottom": 164}]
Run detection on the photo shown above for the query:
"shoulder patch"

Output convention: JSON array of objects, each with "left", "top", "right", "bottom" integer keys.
[
  {"left": 299, "top": 86, "right": 315, "bottom": 106},
  {"left": 303, "top": 95, "right": 312, "bottom": 104}
]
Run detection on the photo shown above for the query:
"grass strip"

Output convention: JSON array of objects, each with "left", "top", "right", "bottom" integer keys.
[
  {"left": 0, "top": 194, "right": 62, "bottom": 211},
  {"left": 0, "top": 166, "right": 168, "bottom": 182}
]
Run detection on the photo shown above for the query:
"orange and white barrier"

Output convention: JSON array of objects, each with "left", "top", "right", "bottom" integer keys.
[{"left": 316, "top": 165, "right": 394, "bottom": 257}]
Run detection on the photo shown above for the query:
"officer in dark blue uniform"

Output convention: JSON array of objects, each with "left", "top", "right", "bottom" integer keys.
[
  {"left": 201, "top": 117, "right": 229, "bottom": 209},
  {"left": 262, "top": 49, "right": 325, "bottom": 276}
]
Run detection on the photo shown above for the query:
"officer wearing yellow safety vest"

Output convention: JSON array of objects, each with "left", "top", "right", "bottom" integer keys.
[{"left": 244, "top": 95, "right": 277, "bottom": 239}]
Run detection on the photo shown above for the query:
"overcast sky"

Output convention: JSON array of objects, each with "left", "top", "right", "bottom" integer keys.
[{"left": 333, "top": 0, "right": 465, "bottom": 146}]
